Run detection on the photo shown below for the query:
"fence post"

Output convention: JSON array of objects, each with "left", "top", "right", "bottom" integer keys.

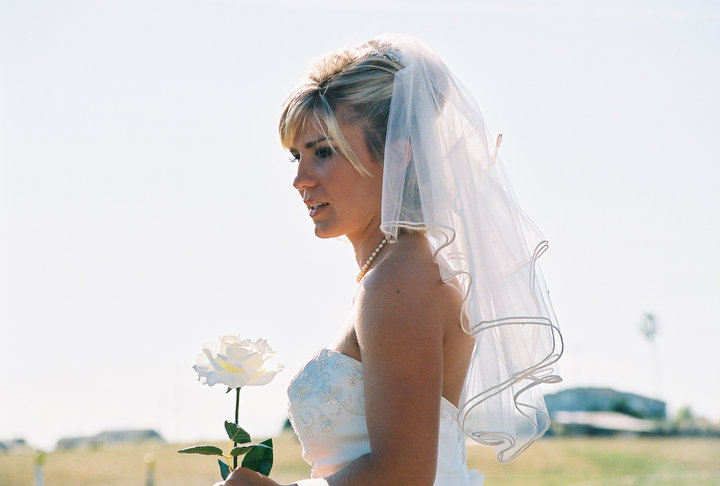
[
  {"left": 34, "top": 451, "right": 46, "bottom": 486},
  {"left": 144, "top": 452, "right": 156, "bottom": 486}
]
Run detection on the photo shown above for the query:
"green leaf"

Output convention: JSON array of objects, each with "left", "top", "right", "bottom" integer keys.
[
  {"left": 226, "top": 386, "right": 233, "bottom": 394},
  {"left": 224, "top": 421, "right": 251, "bottom": 443},
  {"left": 229, "top": 445, "right": 253, "bottom": 456},
  {"left": 230, "top": 443, "right": 272, "bottom": 457},
  {"left": 218, "top": 459, "right": 231, "bottom": 480},
  {"left": 241, "top": 438, "right": 273, "bottom": 475},
  {"left": 177, "top": 445, "right": 224, "bottom": 456}
]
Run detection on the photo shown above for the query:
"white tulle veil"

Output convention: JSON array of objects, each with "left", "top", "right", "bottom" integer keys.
[{"left": 377, "top": 34, "right": 563, "bottom": 462}]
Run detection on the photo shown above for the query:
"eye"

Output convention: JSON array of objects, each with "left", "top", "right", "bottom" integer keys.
[
  {"left": 315, "top": 146, "right": 335, "bottom": 159},
  {"left": 288, "top": 152, "right": 300, "bottom": 163}
]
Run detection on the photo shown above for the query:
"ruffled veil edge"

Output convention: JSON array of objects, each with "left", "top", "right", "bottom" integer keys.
[{"left": 377, "top": 34, "right": 564, "bottom": 463}]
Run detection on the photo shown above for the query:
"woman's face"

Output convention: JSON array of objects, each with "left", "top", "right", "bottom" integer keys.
[{"left": 290, "top": 110, "right": 383, "bottom": 245}]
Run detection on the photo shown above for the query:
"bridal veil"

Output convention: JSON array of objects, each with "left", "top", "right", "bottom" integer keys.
[{"left": 377, "top": 34, "right": 564, "bottom": 463}]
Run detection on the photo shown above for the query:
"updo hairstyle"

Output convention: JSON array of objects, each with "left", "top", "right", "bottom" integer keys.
[{"left": 279, "top": 40, "right": 404, "bottom": 176}]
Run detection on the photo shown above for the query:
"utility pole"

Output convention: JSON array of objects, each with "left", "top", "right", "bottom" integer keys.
[{"left": 639, "top": 312, "right": 661, "bottom": 399}]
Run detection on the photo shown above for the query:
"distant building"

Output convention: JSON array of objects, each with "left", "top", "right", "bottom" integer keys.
[
  {"left": 545, "top": 387, "right": 666, "bottom": 435},
  {"left": 0, "top": 438, "right": 28, "bottom": 453},
  {"left": 56, "top": 429, "right": 164, "bottom": 450}
]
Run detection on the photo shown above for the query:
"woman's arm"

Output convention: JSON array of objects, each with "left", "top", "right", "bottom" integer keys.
[
  {"left": 322, "top": 249, "right": 457, "bottom": 486},
  {"left": 218, "top": 471, "right": 329, "bottom": 486},
  {"left": 221, "top": 245, "right": 460, "bottom": 486}
]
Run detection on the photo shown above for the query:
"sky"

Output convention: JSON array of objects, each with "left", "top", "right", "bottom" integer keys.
[{"left": 1, "top": 0, "right": 719, "bottom": 451}]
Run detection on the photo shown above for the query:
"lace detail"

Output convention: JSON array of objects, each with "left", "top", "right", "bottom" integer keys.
[
  {"left": 288, "top": 349, "right": 365, "bottom": 436},
  {"left": 287, "top": 349, "right": 484, "bottom": 484}
]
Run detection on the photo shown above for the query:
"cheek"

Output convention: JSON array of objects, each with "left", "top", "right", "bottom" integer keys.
[
  {"left": 350, "top": 176, "right": 380, "bottom": 200},
  {"left": 363, "top": 173, "right": 384, "bottom": 203},
  {"left": 351, "top": 182, "right": 382, "bottom": 217},
  {"left": 330, "top": 161, "right": 383, "bottom": 210}
]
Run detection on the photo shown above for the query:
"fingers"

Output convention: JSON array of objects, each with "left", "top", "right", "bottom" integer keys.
[{"left": 214, "top": 467, "right": 275, "bottom": 486}]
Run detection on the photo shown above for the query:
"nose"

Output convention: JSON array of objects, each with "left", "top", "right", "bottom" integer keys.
[{"left": 292, "top": 158, "right": 316, "bottom": 193}]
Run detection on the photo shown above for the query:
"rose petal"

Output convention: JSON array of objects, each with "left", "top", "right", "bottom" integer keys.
[{"left": 193, "top": 336, "right": 284, "bottom": 388}]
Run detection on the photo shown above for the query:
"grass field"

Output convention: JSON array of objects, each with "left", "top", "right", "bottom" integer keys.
[{"left": 1, "top": 433, "right": 719, "bottom": 486}]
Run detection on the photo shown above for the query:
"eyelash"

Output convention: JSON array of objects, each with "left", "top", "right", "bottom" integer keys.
[
  {"left": 288, "top": 147, "right": 335, "bottom": 163},
  {"left": 315, "top": 147, "right": 334, "bottom": 159}
]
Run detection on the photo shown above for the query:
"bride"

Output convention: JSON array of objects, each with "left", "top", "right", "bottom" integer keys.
[{"left": 220, "top": 34, "right": 563, "bottom": 486}]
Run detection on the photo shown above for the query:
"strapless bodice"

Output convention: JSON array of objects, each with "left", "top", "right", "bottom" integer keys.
[{"left": 287, "top": 349, "right": 484, "bottom": 485}]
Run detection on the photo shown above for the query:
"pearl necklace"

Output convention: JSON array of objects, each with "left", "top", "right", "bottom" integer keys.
[{"left": 356, "top": 236, "right": 388, "bottom": 282}]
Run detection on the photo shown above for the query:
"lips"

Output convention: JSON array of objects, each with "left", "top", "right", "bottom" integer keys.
[{"left": 307, "top": 201, "right": 329, "bottom": 217}]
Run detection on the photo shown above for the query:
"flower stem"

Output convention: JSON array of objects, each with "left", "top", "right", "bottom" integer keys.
[{"left": 234, "top": 387, "right": 241, "bottom": 469}]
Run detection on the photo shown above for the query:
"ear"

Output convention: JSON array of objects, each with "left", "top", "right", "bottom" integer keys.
[{"left": 385, "top": 139, "right": 412, "bottom": 169}]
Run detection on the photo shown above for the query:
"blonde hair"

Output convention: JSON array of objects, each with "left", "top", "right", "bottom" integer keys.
[{"left": 279, "top": 40, "right": 403, "bottom": 176}]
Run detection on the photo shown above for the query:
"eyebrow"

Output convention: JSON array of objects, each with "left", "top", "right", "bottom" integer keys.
[
  {"left": 304, "top": 137, "right": 329, "bottom": 149},
  {"left": 290, "top": 137, "right": 331, "bottom": 153}
]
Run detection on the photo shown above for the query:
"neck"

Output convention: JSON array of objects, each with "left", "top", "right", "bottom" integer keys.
[
  {"left": 350, "top": 229, "right": 388, "bottom": 269},
  {"left": 354, "top": 231, "right": 389, "bottom": 282}
]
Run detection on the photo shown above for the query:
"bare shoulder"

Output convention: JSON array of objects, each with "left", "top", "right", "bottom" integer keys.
[
  {"left": 350, "top": 233, "right": 470, "bottom": 475},
  {"left": 354, "top": 234, "right": 462, "bottom": 345}
]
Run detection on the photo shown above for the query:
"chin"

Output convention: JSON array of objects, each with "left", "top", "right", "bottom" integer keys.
[
  {"left": 313, "top": 224, "right": 341, "bottom": 239},
  {"left": 314, "top": 230, "right": 342, "bottom": 240}
]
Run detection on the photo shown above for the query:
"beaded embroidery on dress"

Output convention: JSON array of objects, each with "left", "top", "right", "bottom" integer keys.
[{"left": 287, "top": 349, "right": 484, "bottom": 485}]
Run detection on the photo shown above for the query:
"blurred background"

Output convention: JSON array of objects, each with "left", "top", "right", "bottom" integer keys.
[{"left": 1, "top": 0, "right": 718, "bottom": 453}]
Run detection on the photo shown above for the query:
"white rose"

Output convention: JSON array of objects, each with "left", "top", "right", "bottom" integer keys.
[{"left": 193, "top": 336, "right": 284, "bottom": 388}]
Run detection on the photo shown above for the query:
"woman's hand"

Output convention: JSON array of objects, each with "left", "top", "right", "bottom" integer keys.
[{"left": 212, "top": 467, "right": 284, "bottom": 486}]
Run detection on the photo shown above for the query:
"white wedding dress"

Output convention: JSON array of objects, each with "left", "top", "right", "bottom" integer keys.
[{"left": 287, "top": 348, "right": 484, "bottom": 485}]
